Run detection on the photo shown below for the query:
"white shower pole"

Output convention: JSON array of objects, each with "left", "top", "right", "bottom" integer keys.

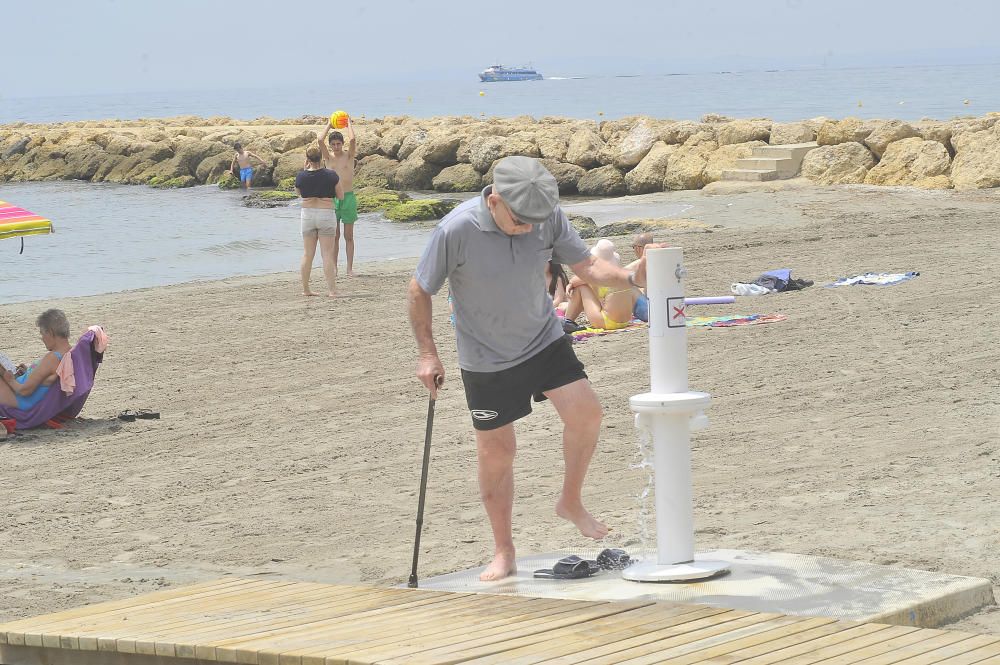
[{"left": 623, "top": 247, "right": 730, "bottom": 582}]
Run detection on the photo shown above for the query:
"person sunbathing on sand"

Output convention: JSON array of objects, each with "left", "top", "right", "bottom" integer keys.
[
  {"left": 563, "top": 239, "right": 638, "bottom": 330},
  {"left": 0, "top": 309, "right": 72, "bottom": 410}
]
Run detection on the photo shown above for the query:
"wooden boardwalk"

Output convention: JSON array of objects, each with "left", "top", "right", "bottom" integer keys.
[{"left": 0, "top": 578, "right": 997, "bottom": 665}]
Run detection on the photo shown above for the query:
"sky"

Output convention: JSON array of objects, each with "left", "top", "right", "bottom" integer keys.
[{"left": 4, "top": 0, "right": 1000, "bottom": 98}]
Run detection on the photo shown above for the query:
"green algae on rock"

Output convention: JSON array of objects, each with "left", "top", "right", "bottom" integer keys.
[{"left": 382, "top": 198, "right": 457, "bottom": 222}]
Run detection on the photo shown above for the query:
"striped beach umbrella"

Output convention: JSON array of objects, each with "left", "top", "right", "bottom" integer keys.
[{"left": 0, "top": 200, "right": 54, "bottom": 253}]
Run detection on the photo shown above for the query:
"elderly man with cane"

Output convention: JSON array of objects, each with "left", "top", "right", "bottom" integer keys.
[{"left": 407, "top": 156, "right": 655, "bottom": 582}]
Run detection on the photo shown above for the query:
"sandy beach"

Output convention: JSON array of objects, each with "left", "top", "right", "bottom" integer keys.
[{"left": 1, "top": 182, "right": 997, "bottom": 633}]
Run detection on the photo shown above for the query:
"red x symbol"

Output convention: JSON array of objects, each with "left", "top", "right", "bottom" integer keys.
[{"left": 672, "top": 305, "right": 686, "bottom": 320}]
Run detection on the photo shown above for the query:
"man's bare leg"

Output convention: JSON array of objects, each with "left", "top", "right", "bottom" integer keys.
[
  {"left": 318, "top": 235, "right": 338, "bottom": 297},
  {"left": 544, "top": 379, "right": 609, "bottom": 539},
  {"left": 301, "top": 233, "right": 319, "bottom": 296},
  {"left": 333, "top": 222, "right": 342, "bottom": 273},
  {"left": 475, "top": 423, "right": 518, "bottom": 581},
  {"left": 344, "top": 223, "right": 356, "bottom": 276}
]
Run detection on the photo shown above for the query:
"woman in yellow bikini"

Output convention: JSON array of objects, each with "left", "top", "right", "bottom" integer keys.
[{"left": 563, "top": 239, "right": 637, "bottom": 330}]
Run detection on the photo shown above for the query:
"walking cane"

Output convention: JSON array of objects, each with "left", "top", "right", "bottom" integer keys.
[{"left": 408, "top": 376, "right": 441, "bottom": 588}]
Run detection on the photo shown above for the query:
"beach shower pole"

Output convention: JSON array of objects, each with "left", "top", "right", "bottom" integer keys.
[{"left": 623, "top": 247, "right": 730, "bottom": 582}]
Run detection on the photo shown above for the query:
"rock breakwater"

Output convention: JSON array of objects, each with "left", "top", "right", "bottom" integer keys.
[{"left": 2, "top": 112, "right": 999, "bottom": 193}]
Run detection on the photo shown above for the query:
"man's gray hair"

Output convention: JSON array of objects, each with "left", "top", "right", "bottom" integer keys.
[
  {"left": 36, "top": 309, "right": 70, "bottom": 339},
  {"left": 633, "top": 232, "right": 654, "bottom": 248}
]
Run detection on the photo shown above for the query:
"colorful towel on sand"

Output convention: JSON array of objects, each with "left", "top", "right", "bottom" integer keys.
[
  {"left": 570, "top": 320, "right": 646, "bottom": 343},
  {"left": 687, "top": 314, "right": 788, "bottom": 328},
  {"left": 571, "top": 314, "right": 788, "bottom": 341},
  {"left": 827, "top": 272, "right": 919, "bottom": 287}
]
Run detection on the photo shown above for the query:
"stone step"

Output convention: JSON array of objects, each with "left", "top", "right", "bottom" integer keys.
[
  {"left": 735, "top": 156, "right": 797, "bottom": 173},
  {"left": 751, "top": 141, "right": 819, "bottom": 160},
  {"left": 721, "top": 168, "right": 780, "bottom": 182}
]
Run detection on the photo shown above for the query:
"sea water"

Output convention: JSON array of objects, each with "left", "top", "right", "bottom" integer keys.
[
  {"left": 3, "top": 63, "right": 998, "bottom": 124},
  {"left": 0, "top": 182, "right": 434, "bottom": 303}
]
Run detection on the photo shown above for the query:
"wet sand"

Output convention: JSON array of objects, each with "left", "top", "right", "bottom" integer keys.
[{"left": 1, "top": 183, "right": 997, "bottom": 632}]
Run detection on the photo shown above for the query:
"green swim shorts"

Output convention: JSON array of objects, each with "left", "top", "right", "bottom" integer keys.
[{"left": 335, "top": 191, "right": 358, "bottom": 224}]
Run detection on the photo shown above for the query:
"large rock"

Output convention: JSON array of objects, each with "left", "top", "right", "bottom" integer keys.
[
  {"left": 397, "top": 130, "right": 428, "bottom": 161},
  {"left": 624, "top": 142, "right": 676, "bottom": 194},
  {"left": 950, "top": 124, "right": 1000, "bottom": 190},
  {"left": 2, "top": 137, "right": 30, "bottom": 159},
  {"left": 864, "top": 138, "right": 950, "bottom": 186},
  {"left": 432, "top": 163, "right": 482, "bottom": 192},
  {"left": 269, "top": 130, "right": 316, "bottom": 153},
  {"left": 816, "top": 118, "right": 872, "bottom": 146},
  {"left": 539, "top": 159, "right": 586, "bottom": 194},
  {"left": 800, "top": 142, "right": 876, "bottom": 184},
  {"left": 577, "top": 165, "right": 626, "bottom": 196},
  {"left": 196, "top": 152, "right": 234, "bottom": 184},
  {"left": 863, "top": 120, "right": 918, "bottom": 158},
  {"left": 915, "top": 121, "right": 954, "bottom": 154},
  {"left": 389, "top": 156, "right": 442, "bottom": 190},
  {"left": 272, "top": 150, "right": 308, "bottom": 184},
  {"left": 564, "top": 129, "right": 604, "bottom": 169},
  {"left": 377, "top": 126, "right": 408, "bottom": 158},
  {"left": 467, "top": 135, "right": 539, "bottom": 172},
  {"left": 172, "top": 138, "right": 226, "bottom": 174},
  {"left": 704, "top": 140, "right": 766, "bottom": 184},
  {"left": 354, "top": 155, "right": 400, "bottom": 189},
  {"left": 61, "top": 144, "right": 106, "bottom": 180},
  {"left": 568, "top": 214, "right": 598, "bottom": 239},
  {"left": 420, "top": 135, "right": 461, "bottom": 165},
  {"left": 661, "top": 132, "right": 717, "bottom": 190},
  {"left": 611, "top": 120, "right": 658, "bottom": 169},
  {"left": 535, "top": 129, "right": 570, "bottom": 161},
  {"left": 715, "top": 120, "right": 770, "bottom": 146},
  {"left": 660, "top": 121, "right": 709, "bottom": 145},
  {"left": 354, "top": 129, "right": 380, "bottom": 158},
  {"left": 769, "top": 122, "right": 815, "bottom": 145}
]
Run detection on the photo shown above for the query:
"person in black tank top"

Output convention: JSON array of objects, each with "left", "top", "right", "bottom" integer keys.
[{"left": 295, "top": 146, "right": 344, "bottom": 297}]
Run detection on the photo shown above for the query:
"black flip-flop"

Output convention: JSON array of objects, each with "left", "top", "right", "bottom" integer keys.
[
  {"left": 118, "top": 410, "right": 137, "bottom": 422},
  {"left": 596, "top": 548, "right": 631, "bottom": 570},
  {"left": 135, "top": 409, "right": 160, "bottom": 420},
  {"left": 533, "top": 556, "right": 599, "bottom": 580}
]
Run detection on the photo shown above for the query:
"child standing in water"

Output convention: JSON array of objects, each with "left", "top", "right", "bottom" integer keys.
[{"left": 230, "top": 142, "right": 267, "bottom": 190}]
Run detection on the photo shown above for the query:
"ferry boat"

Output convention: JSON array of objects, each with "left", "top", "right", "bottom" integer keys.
[{"left": 479, "top": 64, "right": 543, "bottom": 82}]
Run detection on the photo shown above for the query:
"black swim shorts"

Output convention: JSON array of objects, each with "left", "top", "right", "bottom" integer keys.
[{"left": 460, "top": 336, "right": 588, "bottom": 431}]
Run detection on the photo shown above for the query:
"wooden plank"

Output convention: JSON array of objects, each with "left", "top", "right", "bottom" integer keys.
[
  {"left": 377, "top": 607, "right": 752, "bottom": 665},
  {"left": 141, "top": 585, "right": 401, "bottom": 658},
  {"left": 886, "top": 635, "right": 1000, "bottom": 665},
  {"left": 2, "top": 578, "right": 254, "bottom": 647},
  {"left": 238, "top": 594, "right": 550, "bottom": 664},
  {"left": 96, "top": 581, "right": 309, "bottom": 654},
  {"left": 671, "top": 617, "right": 836, "bottom": 665},
  {"left": 544, "top": 612, "right": 787, "bottom": 665},
  {"left": 502, "top": 610, "right": 755, "bottom": 665},
  {"left": 719, "top": 622, "right": 895, "bottom": 665},
  {"left": 736, "top": 624, "right": 918, "bottom": 665},
  {"left": 792, "top": 629, "right": 963, "bottom": 665},
  {"left": 17, "top": 579, "right": 277, "bottom": 649},
  {"left": 320, "top": 603, "right": 696, "bottom": 665},
  {"left": 277, "top": 597, "right": 603, "bottom": 665},
  {"left": 931, "top": 640, "right": 1000, "bottom": 665},
  {"left": 320, "top": 600, "right": 653, "bottom": 665},
  {"left": 455, "top": 604, "right": 723, "bottom": 665},
  {"left": 209, "top": 593, "right": 481, "bottom": 664},
  {"left": 850, "top": 633, "right": 994, "bottom": 665},
  {"left": 692, "top": 621, "right": 861, "bottom": 665},
  {"left": 170, "top": 588, "right": 435, "bottom": 661}
]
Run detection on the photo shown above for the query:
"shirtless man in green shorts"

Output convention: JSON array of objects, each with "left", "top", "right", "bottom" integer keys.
[{"left": 320, "top": 118, "right": 358, "bottom": 276}]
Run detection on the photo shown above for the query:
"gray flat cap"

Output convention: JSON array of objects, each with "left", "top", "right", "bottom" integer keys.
[{"left": 493, "top": 156, "right": 559, "bottom": 225}]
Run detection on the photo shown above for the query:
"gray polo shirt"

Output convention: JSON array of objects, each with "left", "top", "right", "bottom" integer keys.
[{"left": 414, "top": 187, "right": 591, "bottom": 372}]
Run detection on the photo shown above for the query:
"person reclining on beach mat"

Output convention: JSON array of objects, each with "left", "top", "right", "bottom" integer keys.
[
  {"left": 563, "top": 239, "right": 638, "bottom": 330},
  {"left": 0, "top": 309, "right": 108, "bottom": 430}
]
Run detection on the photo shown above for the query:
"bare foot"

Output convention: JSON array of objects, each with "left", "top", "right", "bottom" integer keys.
[
  {"left": 556, "top": 498, "right": 609, "bottom": 540},
  {"left": 479, "top": 549, "right": 517, "bottom": 581},
  {"left": 327, "top": 292, "right": 337, "bottom": 298},
  {"left": 347, "top": 270, "right": 357, "bottom": 277},
  {"left": 302, "top": 291, "right": 318, "bottom": 297}
]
